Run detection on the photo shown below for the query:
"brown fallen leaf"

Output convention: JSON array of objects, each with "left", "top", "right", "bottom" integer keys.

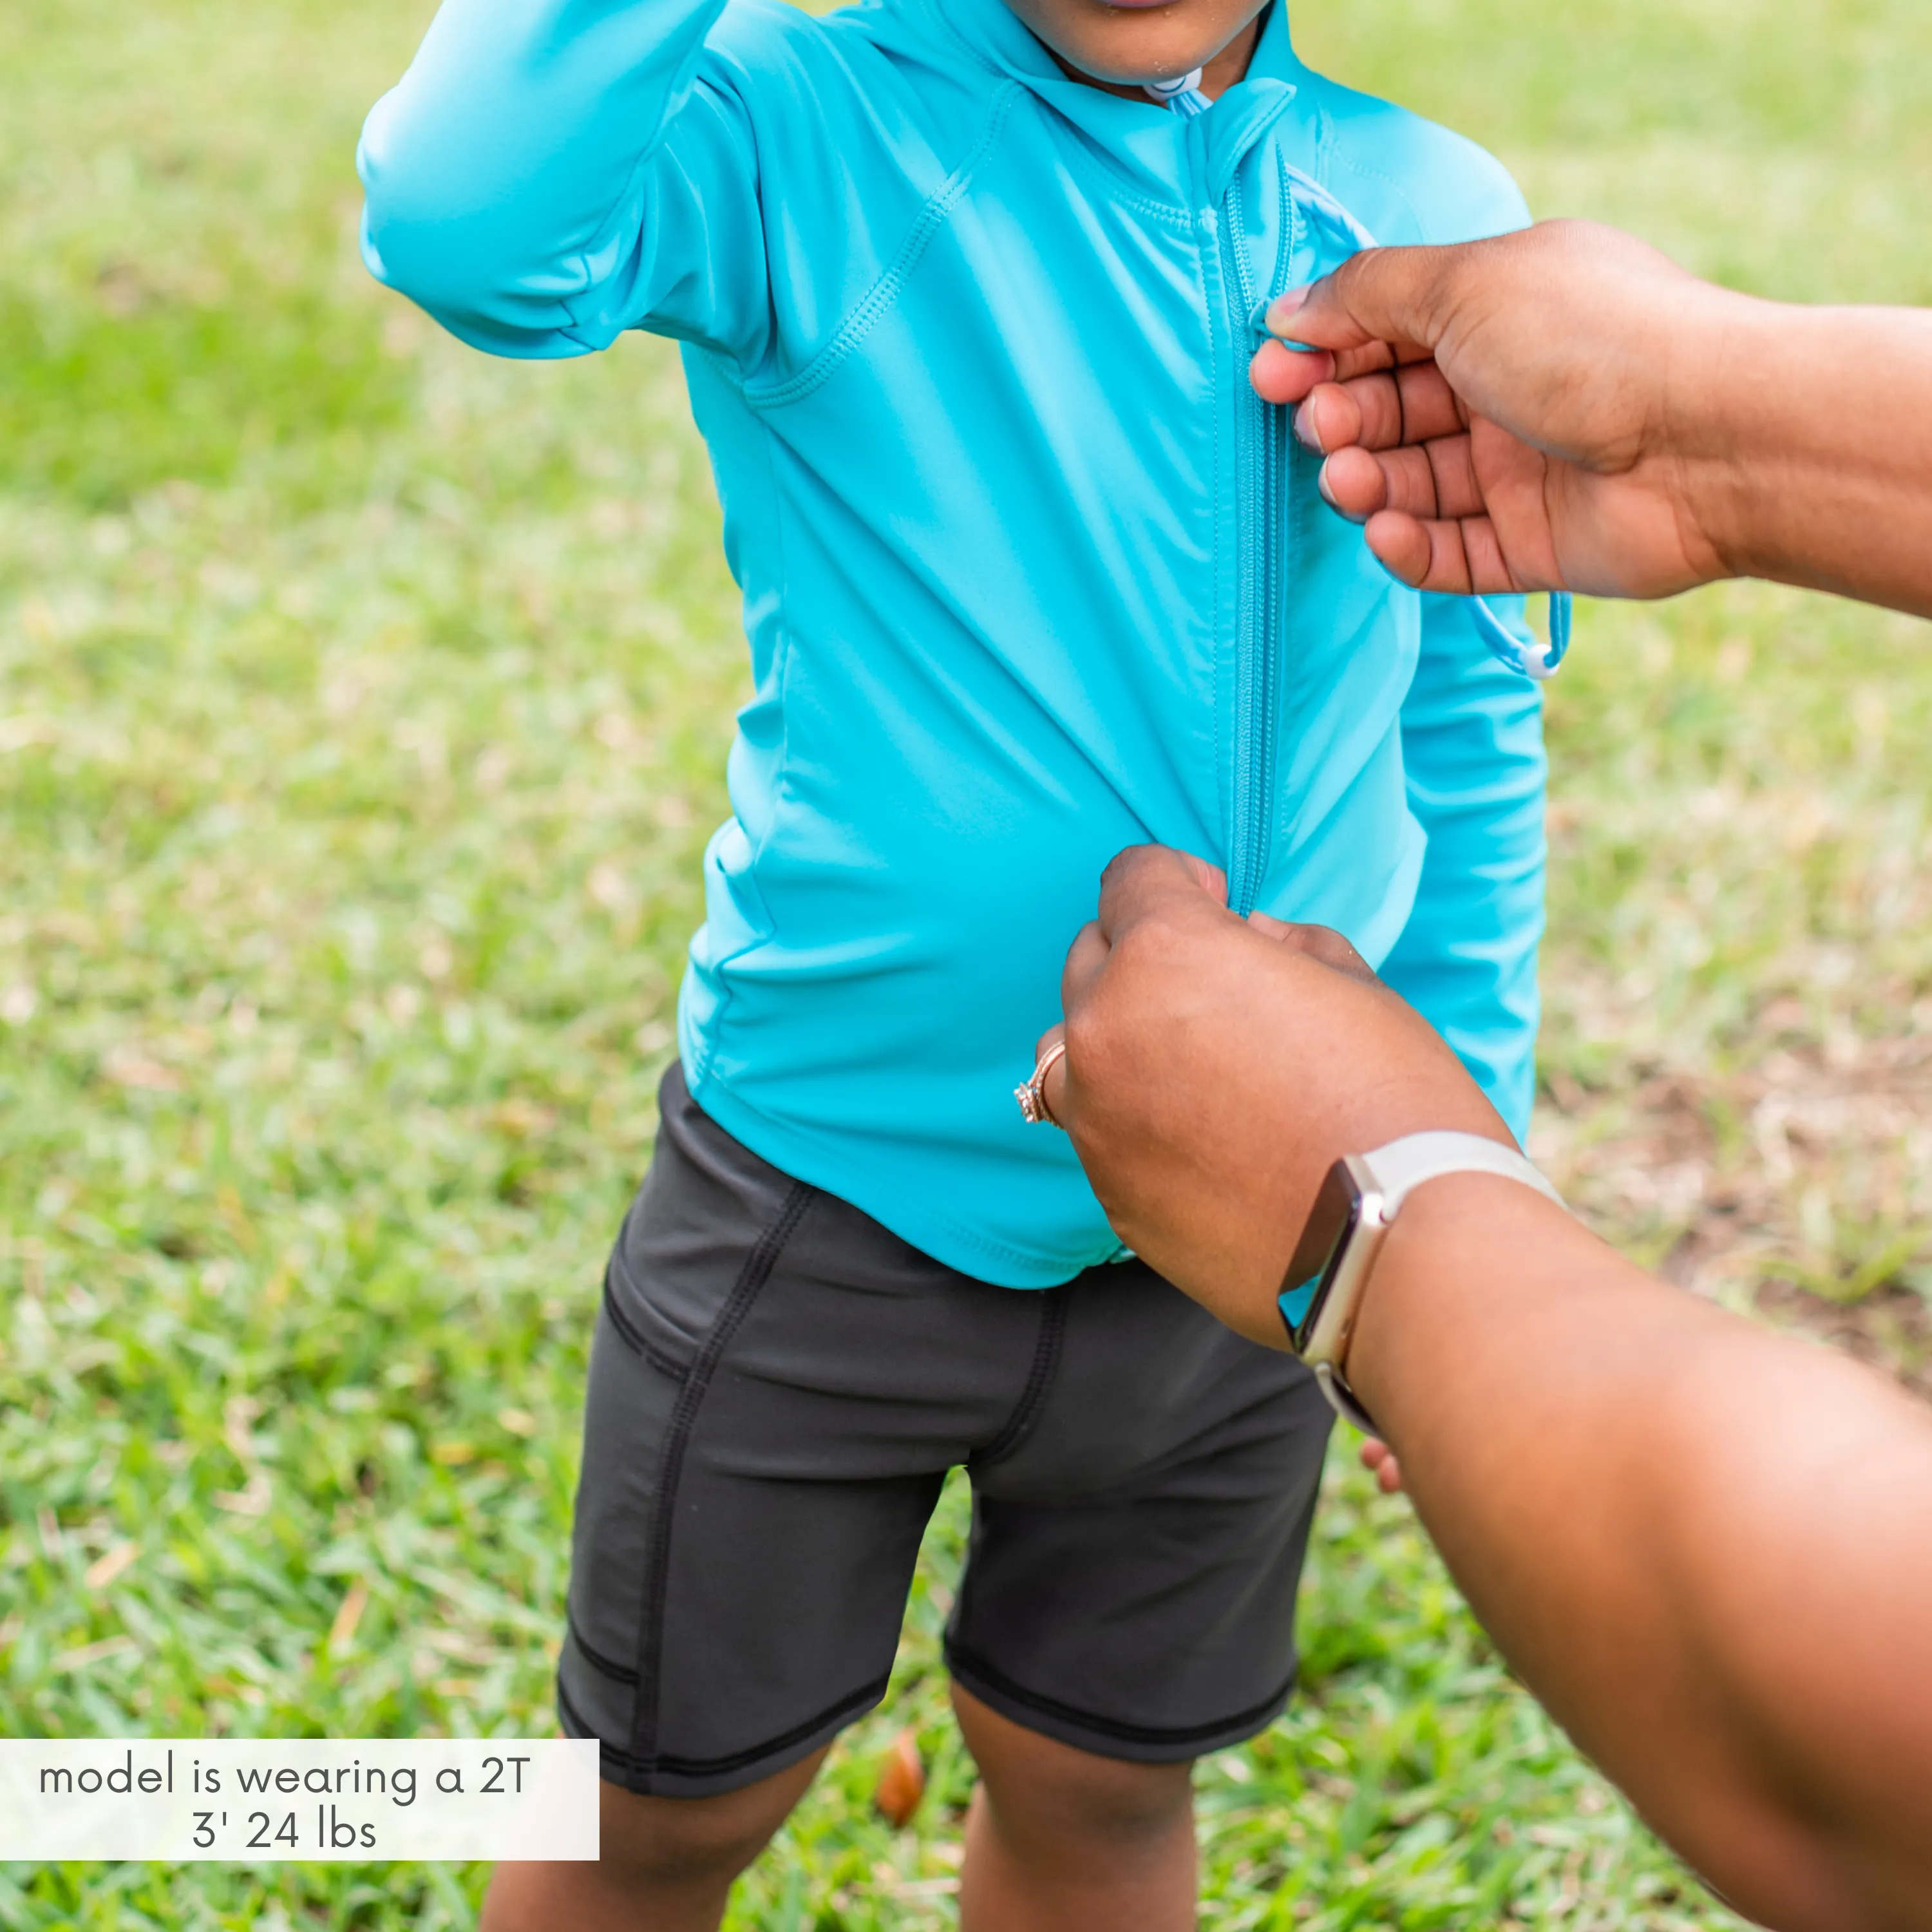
[
  {"left": 328, "top": 1578, "right": 370, "bottom": 1655},
  {"left": 84, "top": 1541, "right": 139, "bottom": 1591},
  {"left": 53, "top": 1634, "right": 138, "bottom": 1674},
  {"left": 873, "top": 1728, "right": 925, "bottom": 1828}
]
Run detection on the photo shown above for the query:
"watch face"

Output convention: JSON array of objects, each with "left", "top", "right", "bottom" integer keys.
[{"left": 1278, "top": 1162, "right": 1366, "bottom": 1352}]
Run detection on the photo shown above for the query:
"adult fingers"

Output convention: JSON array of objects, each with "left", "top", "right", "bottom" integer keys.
[
  {"left": 1245, "top": 915, "right": 1381, "bottom": 987},
  {"left": 1419, "top": 432, "right": 1488, "bottom": 521},
  {"left": 1315, "top": 444, "right": 1392, "bottom": 521},
  {"left": 1249, "top": 337, "right": 1402, "bottom": 407},
  {"left": 1293, "top": 363, "right": 1466, "bottom": 457},
  {"left": 1048, "top": 909, "right": 1124, "bottom": 1130},
  {"left": 1245, "top": 340, "right": 1335, "bottom": 407},
  {"left": 1264, "top": 245, "right": 1463, "bottom": 362},
  {"left": 1358, "top": 511, "right": 1528, "bottom": 596},
  {"left": 1316, "top": 439, "right": 1488, "bottom": 528},
  {"left": 1454, "top": 513, "right": 1528, "bottom": 594},
  {"left": 1356, "top": 511, "right": 1433, "bottom": 590},
  {"left": 1094, "top": 845, "right": 1229, "bottom": 945},
  {"left": 1280, "top": 923, "right": 1379, "bottom": 985},
  {"left": 1057, "top": 922, "right": 1110, "bottom": 1027},
  {"left": 1361, "top": 1440, "right": 1405, "bottom": 1490},
  {"left": 1031, "top": 1019, "right": 1070, "bottom": 1127},
  {"left": 1407, "top": 515, "right": 1476, "bottom": 594}
]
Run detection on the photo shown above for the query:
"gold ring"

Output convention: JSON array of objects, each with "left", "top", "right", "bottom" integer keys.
[{"left": 1015, "top": 1039, "right": 1068, "bottom": 1127}]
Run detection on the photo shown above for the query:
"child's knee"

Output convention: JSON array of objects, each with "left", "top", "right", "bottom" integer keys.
[
  {"left": 953, "top": 1685, "right": 1194, "bottom": 1857},
  {"left": 596, "top": 1753, "right": 824, "bottom": 1891}
]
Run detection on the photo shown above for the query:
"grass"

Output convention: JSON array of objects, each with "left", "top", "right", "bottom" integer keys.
[{"left": 1, "top": 0, "right": 1928, "bottom": 1924}]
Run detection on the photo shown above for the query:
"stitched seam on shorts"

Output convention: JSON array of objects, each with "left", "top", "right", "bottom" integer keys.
[
  {"left": 564, "top": 1670, "right": 888, "bottom": 1780},
  {"left": 625, "top": 1179, "right": 816, "bottom": 1770},
  {"left": 598, "top": 1267, "right": 688, "bottom": 1381},
  {"left": 568, "top": 1608, "right": 641, "bottom": 1688},
  {"left": 975, "top": 1282, "right": 1068, "bottom": 1466},
  {"left": 947, "top": 1638, "right": 1296, "bottom": 1747}
]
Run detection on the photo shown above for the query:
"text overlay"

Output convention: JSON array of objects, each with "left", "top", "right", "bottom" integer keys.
[{"left": 0, "top": 1739, "right": 599, "bottom": 1862}]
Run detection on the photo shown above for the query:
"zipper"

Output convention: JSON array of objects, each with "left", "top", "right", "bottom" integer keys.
[{"left": 1219, "top": 166, "right": 1293, "bottom": 918}]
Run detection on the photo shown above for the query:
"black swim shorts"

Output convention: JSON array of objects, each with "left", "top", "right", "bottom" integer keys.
[{"left": 558, "top": 1065, "right": 1334, "bottom": 1798}]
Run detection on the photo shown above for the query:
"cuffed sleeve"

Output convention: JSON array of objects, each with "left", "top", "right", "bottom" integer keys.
[{"left": 358, "top": 0, "right": 772, "bottom": 363}]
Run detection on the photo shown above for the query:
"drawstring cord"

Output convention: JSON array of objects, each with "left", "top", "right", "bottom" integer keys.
[
  {"left": 1141, "top": 84, "right": 1571, "bottom": 677},
  {"left": 1266, "top": 156, "right": 1572, "bottom": 677}
]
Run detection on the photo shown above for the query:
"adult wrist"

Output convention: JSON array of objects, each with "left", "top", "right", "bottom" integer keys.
[
  {"left": 1339, "top": 1172, "right": 1575, "bottom": 1433},
  {"left": 1671, "top": 290, "right": 1839, "bottom": 587},
  {"left": 1654, "top": 283, "right": 1781, "bottom": 585}
]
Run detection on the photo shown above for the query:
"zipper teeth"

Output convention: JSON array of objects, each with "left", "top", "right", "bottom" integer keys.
[
  {"left": 1249, "top": 400, "right": 1282, "bottom": 917},
  {"left": 1222, "top": 173, "right": 1284, "bottom": 919}
]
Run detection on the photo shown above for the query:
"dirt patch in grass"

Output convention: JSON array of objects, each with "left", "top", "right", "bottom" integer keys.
[
  {"left": 1533, "top": 1020, "right": 1932, "bottom": 1397},
  {"left": 1753, "top": 1277, "right": 1932, "bottom": 1399}
]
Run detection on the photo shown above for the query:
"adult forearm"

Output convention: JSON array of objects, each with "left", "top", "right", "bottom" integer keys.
[
  {"left": 1050, "top": 849, "right": 1932, "bottom": 1924},
  {"left": 1348, "top": 1178, "right": 1932, "bottom": 1931},
  {"left": 1689, "top": 299, "right": 1932, "bottom": 618}
]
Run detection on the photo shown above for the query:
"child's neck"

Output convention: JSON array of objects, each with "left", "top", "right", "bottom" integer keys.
[{"left": 1050, "top": 17, "right": 1261, "bottom": 105}]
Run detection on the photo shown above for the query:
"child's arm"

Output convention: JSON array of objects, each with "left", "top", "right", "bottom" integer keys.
[
  {"left": 1376, "top": 594, "right": 1547, "bottom": 1143},
  {"left": 358, "top": 0, "right": 771, "bottom": 363}
]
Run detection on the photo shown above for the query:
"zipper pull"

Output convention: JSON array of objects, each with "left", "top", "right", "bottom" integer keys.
[
  {"left": 1144, "top": 70, "right": 1211, "bottom": 117},
  {"left": 1144, "top": 68, "right": 1203, "bottom": 102}
]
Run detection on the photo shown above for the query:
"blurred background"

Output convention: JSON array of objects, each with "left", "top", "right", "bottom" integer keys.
[{"left": 1, "top": 0, "right": 1928, "bottom": 1925}]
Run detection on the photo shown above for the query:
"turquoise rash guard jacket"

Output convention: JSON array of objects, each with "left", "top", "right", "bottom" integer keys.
[{"left": 359, "top": 0, "right": 1549, "bottom": 1287}]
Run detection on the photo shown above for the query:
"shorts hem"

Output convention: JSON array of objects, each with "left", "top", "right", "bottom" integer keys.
[
  {"left": 560, "top": 1670, "right": 893, "bottom": 1799},
  {"left": 945, "top": 1640, "right": 1295, "bottom": 1765}
]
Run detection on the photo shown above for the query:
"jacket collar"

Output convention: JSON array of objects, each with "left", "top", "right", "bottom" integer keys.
[{"left": 896, "top": 0, "right": 1302, "bottom": 205}]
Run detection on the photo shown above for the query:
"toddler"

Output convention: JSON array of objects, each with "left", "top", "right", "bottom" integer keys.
[{"left": 360, "top": 0, "right": 1553, "bottom": 1920}]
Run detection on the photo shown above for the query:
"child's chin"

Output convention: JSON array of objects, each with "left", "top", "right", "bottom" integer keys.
[{"left": 1006, "top": 0, "right": 1235, "bottom": 83}]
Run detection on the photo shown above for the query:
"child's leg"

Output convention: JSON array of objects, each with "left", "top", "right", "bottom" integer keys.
[
  {"left": 532, "top": 1065, "right": 1327, "bottom": 1926},
  {"left": 954, "top": 1687, "right": 1197, "bottom": 1932},
  {"left": 535, "top": 1064, "right": 1110, "bottom": 1921},
  {"left": 938, "top": 1256, "right": 1336, "bottom": 1932},
  {"left": 478, "top": 1750, "right": 825, "bottom": 1932}
]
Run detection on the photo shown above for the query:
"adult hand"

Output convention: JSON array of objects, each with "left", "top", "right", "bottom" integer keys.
[
  {"left": 1036, "top": 846, "right": 1511, "bottom": 1351},
  {"left": 1038, "top": 853, "right": 1932, "bottom": 1932},
  {"left": 1247, "top": 220, "right": 1731, "bottom": 600}
]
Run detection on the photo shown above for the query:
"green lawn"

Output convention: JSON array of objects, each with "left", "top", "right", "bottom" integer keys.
[{"left": 3, "top": 0, "right": 1928, "bottom": 1924}]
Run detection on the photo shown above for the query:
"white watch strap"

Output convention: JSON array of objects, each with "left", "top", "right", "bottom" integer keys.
[
  {"left": 1359, "top": 1130, "right": 1565, "bottom": 1218},
  {"left": 1301, "top": 1132, "right": 1564, "bottom": 1443}
]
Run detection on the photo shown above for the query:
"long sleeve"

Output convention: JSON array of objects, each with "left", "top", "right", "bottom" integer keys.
[
  {"left": 357, "top": 0, "right": 772, "bottom": 363},
  {"left": 1379, "top": 593, "right": 1549, "bottom": 1143}
]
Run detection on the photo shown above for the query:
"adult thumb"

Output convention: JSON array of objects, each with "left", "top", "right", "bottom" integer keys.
[{"left": 1264, "top": 243, "right": 1461, "bottom": 361}]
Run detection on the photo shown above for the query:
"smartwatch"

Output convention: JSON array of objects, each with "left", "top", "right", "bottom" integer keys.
[{"left": 1278, "top": 1131, "right": 1567, "bottom": 1436}]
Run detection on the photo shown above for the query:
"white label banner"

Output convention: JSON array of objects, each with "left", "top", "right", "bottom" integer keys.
[{"left": 0, "top": 1739, "right": 599, "bottom": 1862}]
